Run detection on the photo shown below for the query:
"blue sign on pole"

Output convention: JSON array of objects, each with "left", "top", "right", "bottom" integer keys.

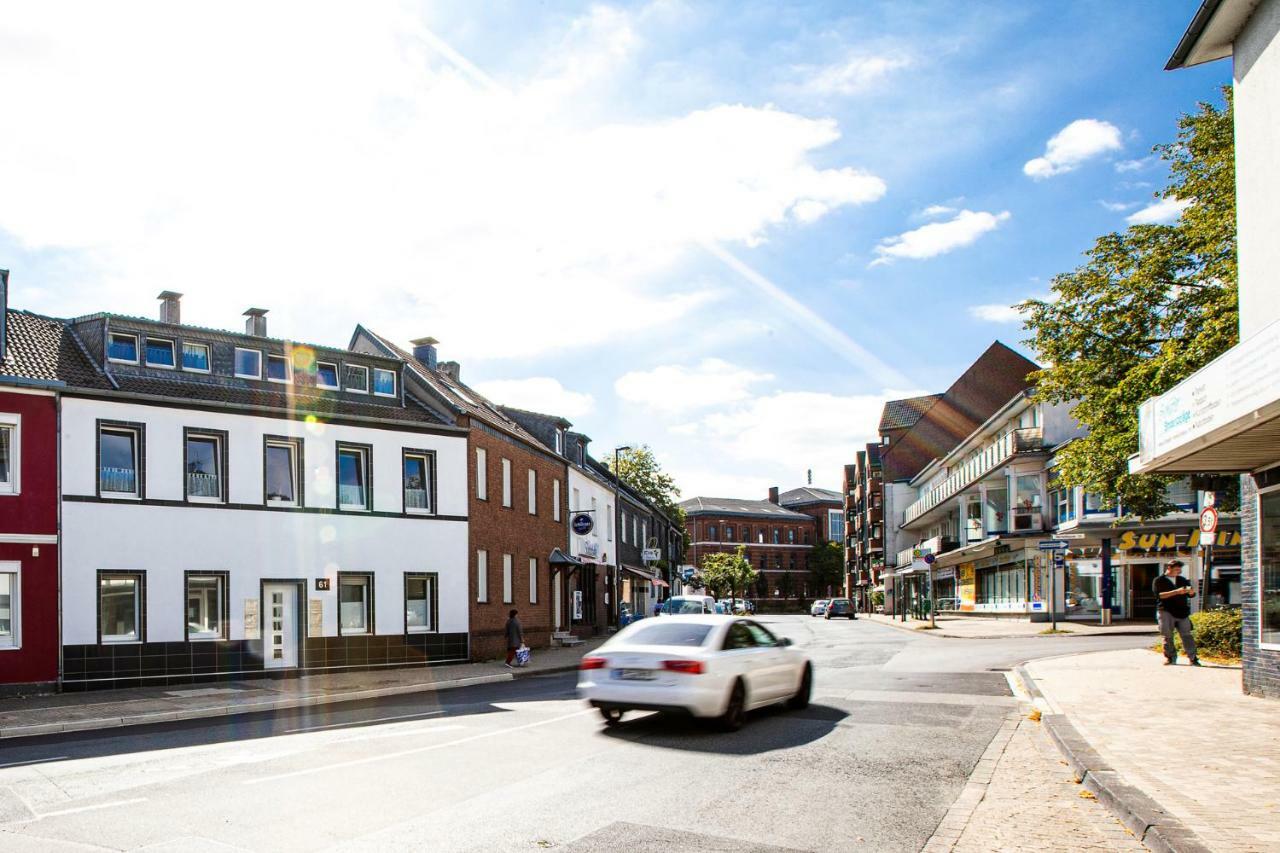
[{"left": 571, "top": 513, "right": 594, "bottom": 536}]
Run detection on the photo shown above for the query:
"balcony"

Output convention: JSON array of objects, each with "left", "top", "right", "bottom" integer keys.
[{"left": 902, "top": 427, "right": 1044, "bottom": 527}]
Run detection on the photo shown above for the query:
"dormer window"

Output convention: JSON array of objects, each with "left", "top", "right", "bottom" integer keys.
[
  {"left": 107, "top": 333, "right": 138, "bottom": 364},
  {"left": 372, "top": 367, "right": 396, "bottom": 397},
  {"left": 145, "top": 337, "right": 176, "bottom": 368},
  {"left": 316, "top": 362, "right": 339, "bottom": 389},
  {"left": 234, "top": 348, "right": 262, "bottom": 379},
  {"left": 266, "top": 353, "right": 290, "bottom": 383},
  {"left": 554, "top": 430, "right": 564, "bottom": 455},
  {"left": 345, "top": 364, "right": 369, "bottom": 394},
  {"left": 182, "top": 342, "right": 210, "bottom": 372}
]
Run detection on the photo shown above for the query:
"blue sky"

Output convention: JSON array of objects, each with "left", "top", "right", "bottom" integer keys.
[{"left": 0, "top": 1, "right": 1229, "bottom": 498}]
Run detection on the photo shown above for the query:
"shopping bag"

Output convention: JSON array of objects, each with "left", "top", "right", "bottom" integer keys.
[{"left": 515, "top": 645, "right": 531, "bottom": 667}]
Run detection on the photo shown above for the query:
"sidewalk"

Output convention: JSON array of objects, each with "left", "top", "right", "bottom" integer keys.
[
  {"left": 866, "top": 612, "right": 1157, "bottom": 639},
  {"left": 0, "top": 639, "right": 601, "bottom": 741},
  {"left": 1025, "top": 648, "right": 1279, "bottom": 852}
]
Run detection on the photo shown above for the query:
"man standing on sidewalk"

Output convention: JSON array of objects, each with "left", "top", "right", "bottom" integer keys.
[{"left": 1154, "top": 559, "right": 1200, "bottom": 666}]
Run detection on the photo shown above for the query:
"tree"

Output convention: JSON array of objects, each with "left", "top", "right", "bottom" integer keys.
[
  {"left": 1020, "top": 89, "right": 1237, "bottom": 519},
  {"left": 807, "top": 541, "right": 844, "bottom": 598},
  {"left": 700, "top": 545, "right": 758, "bottom": 603},
  {"left": 606, "top": 445, "right": 687, "bottom": 537}
]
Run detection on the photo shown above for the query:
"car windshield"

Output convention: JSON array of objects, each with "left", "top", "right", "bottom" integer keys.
[
  {"left": 623, "top": 623, "right": 713, "bottom": 647},
  {"left": 664, "top": 599, "right": 708, "bottom": 614}
]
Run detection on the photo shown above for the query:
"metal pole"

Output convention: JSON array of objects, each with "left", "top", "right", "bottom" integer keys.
[
  {"left": 1100, "top": 537, "right": 1113, "bottom": 626},
  {"left": 612, "top": 446, "right": 629, "bottom": 629},
  {"left": 1050, "top": 551, "right": 1058, "bottom": 631},
  {"left": 929, "top": 563, "right": 936, "bottom": 629}
]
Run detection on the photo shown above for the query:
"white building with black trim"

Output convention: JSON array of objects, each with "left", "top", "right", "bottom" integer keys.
[{"left": 57, "top": 294, "right": 469, "bottom": 690}]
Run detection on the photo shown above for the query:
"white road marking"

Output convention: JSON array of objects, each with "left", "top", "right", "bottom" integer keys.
[
  {"left": 1003, "top": 671, "right": 1031, "bottom": 701},
  {"left": 284, "top": 710, "right": 444, "bottom": 733},
  {"left": 0, "top": 757, "right": 69, "bottom": 770},
  {"left": 243, "top": 707, "right": 594, "bottom": 786},
  {"left": 33, "top": 798, "right": 148, "bottom": 820}
]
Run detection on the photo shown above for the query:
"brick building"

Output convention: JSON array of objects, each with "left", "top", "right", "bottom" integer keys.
[
  {"left": 778, "top": 486, "right": 844, "bottom": 543},
  {"left": 351, "top": 331, "right": 570, "bottom": 661},
  {"left": 843, "top": 445, "right": 884, "bottom": 611}
]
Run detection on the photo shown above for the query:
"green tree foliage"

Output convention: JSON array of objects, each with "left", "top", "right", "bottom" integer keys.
[
  {"left": 700, "top": 545, "right": 758, "bottom": 602},
  {"left": 807, "top": 541, "right": 844, "bottom": 597},
  {"left": 1020, "top": 89, "right": 1237, "bottom": 519},
  {"left": 607, "top": 445, "right": 686, "bottom": 533}
]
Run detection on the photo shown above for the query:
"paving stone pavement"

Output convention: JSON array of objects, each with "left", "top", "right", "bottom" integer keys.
[
  {"left": 924, "top": 708, "right": 1147, "bottom": 853},
  {"left": 865, "top": 613, "right": 1156, "bottom": 640}
]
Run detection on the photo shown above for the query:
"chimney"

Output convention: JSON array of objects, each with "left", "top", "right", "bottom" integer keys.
[
  {"left": 768, "top": 486, "right": 779, "bottom": 505},
  {"left": 243, "top": 307, "right": 268, "bottom": 337},
  {"left": 157, "top": 291, "right": 183, "bottom": 325},
  {"left": 439, "top": 360, "right": 460, "bottom": 382},
  {"left": 410, "top": 336, "right": 439, "bottom": 370},
  {"left": 0, "top": 269, "right": 8, "bottom": 364}
]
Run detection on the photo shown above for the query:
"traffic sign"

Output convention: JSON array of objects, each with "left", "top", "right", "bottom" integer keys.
[
  {"left": 1038, "top": 539, "right": 1070, "bottom": 551},
  {"left": 923, "top": 553, "right": 936, "bottom": 564},
  {"left": 1199, "top": 506, "right": 1219, "bottom": 535},
  {"left": 1203, "top": 491, "right": 1216, "bottom": 508},
  {"left": 1056, "top": 533, "right": 1087, "bottom": 540}
]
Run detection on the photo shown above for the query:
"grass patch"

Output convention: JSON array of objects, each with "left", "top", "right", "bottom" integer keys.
[
  {"left": 1039, "top": 628, "right": 1073, "bottom": 635},
  {"left": 914, "top": 625, "right": 941, "bottom": 630}
]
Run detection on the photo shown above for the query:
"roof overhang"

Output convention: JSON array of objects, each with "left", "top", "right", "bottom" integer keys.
[
  {"left": 1166, "top": 0, "right": 1260, "bottom": 70},
  {"left": 549, "top": 548, "right": 584, "bottom": 568},
  {"left": 934, "top": 536, "right": 1002, "bottom": 569}
]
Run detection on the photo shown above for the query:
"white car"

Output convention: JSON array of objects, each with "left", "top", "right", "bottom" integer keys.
[
  {"left": 577, "top": 615, "right": 813, "bottom": 731},
  {"left": 810, "top": 599, "right": 829, "bottom": 617},
  {"left": 660, "top": 595, "right": 717, "bottom": 615}
]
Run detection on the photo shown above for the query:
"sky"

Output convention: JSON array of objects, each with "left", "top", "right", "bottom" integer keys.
[{"left": 0, "top": 1, "right": 1230, "bottom": 500}]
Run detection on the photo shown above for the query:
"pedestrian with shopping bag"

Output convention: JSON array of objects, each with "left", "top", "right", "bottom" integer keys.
[
  {"left": 504, "top": 609, "right": 526, "bottom": 669},
  {"left": 1153, "top": 559, "right": 1200, "bottom": 666}
]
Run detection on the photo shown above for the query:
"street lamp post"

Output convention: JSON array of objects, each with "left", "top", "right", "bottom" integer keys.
[{"left": 613, "top": 445, "right": 630, "bottom": 630}]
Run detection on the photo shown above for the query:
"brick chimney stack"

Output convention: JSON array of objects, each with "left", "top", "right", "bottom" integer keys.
[
  {"left": 439, "top": 361, "right": 460, "bottom": 382},
  {"left": 411, "top": 337, "right": 439, "bottom": 370},
  {"left": 768, "top": 486, "right": 779, "bottom": 504}
]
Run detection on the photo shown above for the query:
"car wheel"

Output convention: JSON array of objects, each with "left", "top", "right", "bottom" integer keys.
[
  {"left": 719, "top": 680, "right": 746, "bottom": 732},
  {"left": 600, "top": 708, "right": 624, "bottom": 726},
  {"left": 786, "top": 663, "right": 812, "bottom": 711}
]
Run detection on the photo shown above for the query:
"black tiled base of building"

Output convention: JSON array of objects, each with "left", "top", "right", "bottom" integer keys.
[
  {"left": 1242, "top": 474, "right": 1280, "bottom": 699},
  {"left": 60, "top": 632, "right": 469, "bottom": 691}
]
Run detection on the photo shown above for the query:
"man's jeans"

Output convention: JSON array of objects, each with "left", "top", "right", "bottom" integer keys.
[{"left": 1159, "top": 610, "right": 1198, "bottom": 662}]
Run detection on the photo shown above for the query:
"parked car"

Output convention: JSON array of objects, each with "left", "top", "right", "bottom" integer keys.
[
  {"left": 824, "top": 598, "right": 855, "bottom": 620},
  {"left": 810, "top": 599, "right": 829, "bottom": 617},
  {"left": 661, "top": 595, "right": 717, "bottom": 615},
  {"left": 577, "top": 615, "right": 813, "bottom": 731},
  {"left": 719, "top": 598, "right": 750, "bottom": 614}
]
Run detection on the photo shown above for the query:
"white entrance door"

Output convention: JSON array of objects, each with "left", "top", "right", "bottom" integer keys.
[
  {"left": 553, "top": 572, "right": 563, "bottom": 630},
  {"left": 264, "top": 583, "right": 298, "bottom": 669}
]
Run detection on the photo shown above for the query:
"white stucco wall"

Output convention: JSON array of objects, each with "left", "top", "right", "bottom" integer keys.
[
  {"left": 567, "top": 466, "right": 617, "bottom": 568},
  {"left": 1235, "top": 0, "right": 1280, "bottom": 338},
  {"left": 61, "top": 397, "right": 468, "bottom": 644}
]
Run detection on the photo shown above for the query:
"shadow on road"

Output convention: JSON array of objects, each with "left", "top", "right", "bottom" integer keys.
[{"left": 595, "top": 703, "right": 847, "bottom": 755}]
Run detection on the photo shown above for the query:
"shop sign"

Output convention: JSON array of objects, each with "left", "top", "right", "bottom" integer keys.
[
  {"left": 958, "top": 563, "right": 976, "bottom": 608},
  {"left": 1114, "top": 528, "right": 1240, "bottom": 551},
  {"left": 571, "top": 513, "right": 595, "bottom": 536},
  {"left": 578, "top": 538, "right": 600, "bottom": 559},
  {"left": 641, "top": 548, "right": 661, "bottom": 562}
]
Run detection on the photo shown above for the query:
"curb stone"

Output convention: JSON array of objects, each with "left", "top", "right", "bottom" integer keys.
[
  {"left": 868, "top": 618, "right": 1154, "bottom": 641},
  {"left": 1019, "top": 667, "right": 1213, "bottom": 853}
]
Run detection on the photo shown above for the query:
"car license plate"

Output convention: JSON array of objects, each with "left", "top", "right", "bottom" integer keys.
[{"left": 612, "top": 668, "right": 655, "bottom": 681}]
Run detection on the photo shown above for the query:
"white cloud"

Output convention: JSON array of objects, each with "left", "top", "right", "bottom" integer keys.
[
  {"left": 470, "top": 377, "right": 595, "bottom": 418},
  {"left": 872, "top": 209, "right": 1010, "bottom": 265},
  {"left": 1099, "top": 200, "right": 1140, "bottom": 212},
  {"left": 920, "top": 204, "right": 956, "bottom": 218},
  {"left": 1114, "top": 156, "right": 1154, "bottom": 173},
  {"left": 968, "top": 303, "right": 1022, "bottom": 323},
  {"left": 1023, "top": 119, "right": 1123, "bottom": 179},
  {"left": 615, "top": 358, "right": 774, "bottom": 414},
  {"left": 0, "top": 2, "right": 886, "bottom": 361},
  {"left": 1126, "top": 197, "right": 1190, "bottom": 225},
  {"left": 790, "top": 53, "right": 911, "bottom": 96}
]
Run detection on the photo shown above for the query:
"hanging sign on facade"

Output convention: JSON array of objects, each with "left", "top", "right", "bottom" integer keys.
[
  {"left": 1115, "top": 527, "right": 1239, "bottom": 551},
  {"left": 641, "top": 548, "right": 661, "bottom": 562},
  {"left": 571, "top": 513, "right": 594, "bottom": 536}
]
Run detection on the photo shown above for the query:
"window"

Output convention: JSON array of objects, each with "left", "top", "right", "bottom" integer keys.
[
  {"left": 345, "top": 364, "right": 370, "bottom": 394},
  {"left": 501, "top": 458, "right": 512, "bottom": 507},
  {"left": 554, "top": 430, "right": 564, "bottom": 455},
  {"left": 475, "top": 448, "right": 488, "bottom": 500},
  {"left": 337, "top": 444, "right": 371, "bottom": 510},
  {"left": 181, "top": 342, "right": 210, "bottom": 372},
  {"left": 553, "top": 479, "right": 561, "bottom": 521},
  {"left": 984, "top": 486, "right": 1008, "bottom": 534},
  {"left": 633, "top": 516, "right": 639, "bottom": 545},
  {"left": 477, "top": 550, "right": 489, "bottom": 602},
  {"left": 145, "top": 337, "right": 176, "bottom": 368},
  {"left": 403, "top": 450, "right": 433, "bottom": 513},
  {"left": 502, "top": 554, "right": 513, "bottom": 603},
  {"left": 186, "top": 573, "right": 226, "bottom": 640},
  {"left": 607, "top": 504, "right": 613, "bottom": 541},
  {"left": 828, "top": 510, "right": 845, "bottom": 541},
  {"left": 338, "top": 573, "right": 372, "bottom": 635},
  {"left": 264, "top": 437, "right": 302, "bottom": 506},
  {"left": 316, "top": 361, "right": 339, "bottom": 389},
  {"left": 621, "top": 511, "right": 628, "bottom": 544},
  {"left": 1084, "top": 492, "right": 1110, "bottom": 514},
  {"left": 529, "top": 557, "right": 538, "bottom": 604},
  {"left": 1013, "top": 474, "right": 1043, "bottom": 531},
  {"left": 527, "top": 469, "right": 537, "bottom": 515},
  {"left": 234, "top": 347, "right": 262, "bottom": 379},
  {"left": 99, "top": 572, "right": 143, "bottom": 643},
  {"left": 0, "top": 414, "right": 18, "bottom": 495},
  {"left": 99, "top": 423, "right": 142, "bottom": 498},
  {"left": 788, "top": 529, "right": 796, "bottom": 544},
  {"left": 266, "top": 353, "right": 290, "bottom": 382},
  {"left": 1260, "top": 489, "right": 1280, "bottom": 649},
  {"left": 725, "top": 525, "right": 735, "bottom": 542},
  {"left": 1050, "top": 484, "right": 1075, "bottom": 526},
  {"left": 372, "top": 367, "right": 397, "bottom": 397},
  {"left": 107, "top": 333, "right": 138, "bottom": 363},
  {"left": 405, "top": 573, "right": 437, "bottom": 633},
  {"left": 590, "top": 497, "right": 598, "bottom": 537},
  {"left": 773, "top": 528, "right": 780, "bottom": 544},
  {"left": 184, "top": 430, "right": 225, "bottom": 501},
  {"left": 0, "top": 563, "right": 18, "bottom": 648}
]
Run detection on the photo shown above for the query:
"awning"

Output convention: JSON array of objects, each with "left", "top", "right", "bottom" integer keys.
[
  {"left": 934, "top": 536, "right": 1001, "bottom": 569},
  {"left": 548, "top": 548, "right": 584, "bottom": 568},
  {"left": 621, "top": 564, "right": 657, "bottom": 581},
  {"left": 652, "top": 578, "right": 670, "bottom": 588}
]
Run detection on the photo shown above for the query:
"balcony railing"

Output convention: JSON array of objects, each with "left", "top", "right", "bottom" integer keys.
[
  {"left": 902, "top": 427, "right": 1044, "bottom": 527},
  {"left": 100, "top": 467, "right": 137, "bottom": 494},
  {"left": 186, "top": 471, "right": 220, "bottom": 498}
]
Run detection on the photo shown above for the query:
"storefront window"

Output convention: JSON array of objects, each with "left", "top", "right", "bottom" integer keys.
[
  {"left": 1065, "top": 561, "right": 1118, "bottom": 617},
  {"left": 1260, "top": 490, "right": 1280, "bottom": 647}
]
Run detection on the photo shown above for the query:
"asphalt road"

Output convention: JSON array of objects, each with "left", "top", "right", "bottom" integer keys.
[{"left": 0, "top": 617, "right": 1149, "bottom": 852}]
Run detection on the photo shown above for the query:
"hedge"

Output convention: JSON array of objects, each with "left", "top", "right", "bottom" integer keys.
[{"left": 1165, "top": 608, "right": 1243, "bottom": 660}]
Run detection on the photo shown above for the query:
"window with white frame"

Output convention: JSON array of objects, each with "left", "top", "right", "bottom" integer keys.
[
  {"left": 186, "top": 574, "right": 226, "bottom": 640},
  {"left": 607, "top": 503, "right": 613, "bottom": 541},
  {"left": 501, "top": 458, "right": 512, "bottom": 507},
  {"left": 315, "top": 361, "right": 340, "bottom": 389},
  {"left": 181, "top": 341, "right": 210, "bottom": 372},
  {"left": 591, "top": 497, "right": 598, "bottom": 537},
  {"left": 338, "top": 573, "right": 372, "bottom": 635},
  {"left": 234, "top": 347, "right": 262, "bottom": 379},
  {"left": 337, "top": 444, "right": 371, "bottom": 510},
  {"left": 502, "top": 554, "right": 513, "bottom": 603},
  {"left": 372, "top": 367, "right": 397, "bottom": 397},
  {"left": 145, "top": 337, "right": 176, "bottom": 368},
  {"left": 99, "top": 423, "right": 142, "bottom": 498},
  {"left": 527, "top": 469, "right": 537, "bottom": 515},
  {"left": 828, "top": 510, "right": 844, "bottom": 541},
  {"left": 405, "top": 573, "right": 437, "bottom": 633},
  {"left": 529, "top": 557, "right": 538, "bottom": 603},
  {"left": 0, "top": 563, "right": 19, "bottom": 648},
  {"left": 99, "top": 572, "right": 143, "bottom": 643},
  {"left": 264, "top": 437, "right": 301, "bottom": 506},
  {"left": 0, "top": 414, "right": 18, "bottom": 495},
  {"left": 633, "top": 515, "right": 638, "bottom": 545},
  {"left": 184, "top": 431, "right": 225, "bottom": 501},
  {"left": 107, "top": 332, "right": 138, "bottom": 363},
  {"left": 477, "top": 550, "right": 489, "bottom": 602},
  {"left": 475, "top": 447, "right": 488, "bottom": 500},
  {"left": 266, "top": 353, "right": 290, "bottom": 383},
  {"left": 554, "top": 430, "right": 564, "bottom": 455},
  {"left": 345, "top": 364, "right": 369, "bottom": 393},
  {"left": 553, "top": 479, "right": 561, "bottom": 521},
  {"left": 403, "top": 450, "right": 433, "bottom": 513}
]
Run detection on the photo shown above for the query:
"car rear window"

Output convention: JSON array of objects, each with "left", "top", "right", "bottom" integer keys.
[
  {"left": 625, "top": 623, "right": 713, "bottom": 647},
  {"left": 664, "top": 599, "right": 709, "bottom": 614}
]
